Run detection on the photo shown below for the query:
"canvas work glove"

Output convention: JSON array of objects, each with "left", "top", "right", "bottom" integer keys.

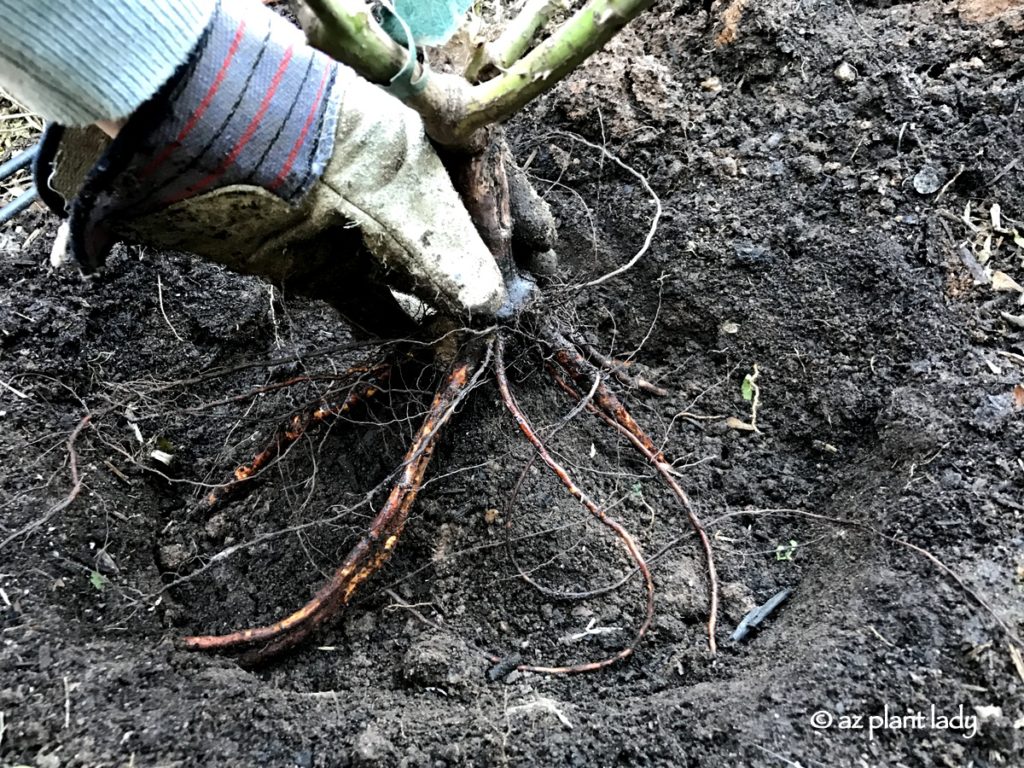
[{"left": 34, "top": 0, "right": 506, "bottom": 323}]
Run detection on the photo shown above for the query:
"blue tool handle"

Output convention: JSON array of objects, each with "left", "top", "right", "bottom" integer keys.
[
  {"left": 0, "top": 144, "right": 39, "bottom": 183},
  {"left": 0, "top": 188, "right": 38, "bottom": 225}
]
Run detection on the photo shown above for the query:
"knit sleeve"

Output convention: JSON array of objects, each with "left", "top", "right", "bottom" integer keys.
[{"left": 0, "top": 0, "right": 216, "bottom": 125}]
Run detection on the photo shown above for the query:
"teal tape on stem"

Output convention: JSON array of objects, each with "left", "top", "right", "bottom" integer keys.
[
  {"left": 380, "top": 0, "right": 473, "bottom": 47},
  {"left": 380, "top": 0, "right": 430, "bottom": 99}
]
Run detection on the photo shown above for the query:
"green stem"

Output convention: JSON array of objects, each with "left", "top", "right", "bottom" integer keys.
[
  {"left": 299, "top": 0, "right": 475, "bottom": 147},
  {"left": 465, "top": 0, "right": 567, "bottom": 82},
  {"left": 461, "top": 0, "right": 657, "bottom": 137},
  {"left": 300, "top": 0, "right": 656, "bottom": 148},
  {"left": 301, "top": 0, "right": 407, "bottom": 82}
]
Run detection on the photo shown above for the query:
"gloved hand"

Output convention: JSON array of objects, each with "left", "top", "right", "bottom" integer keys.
[{"left": 34, "top": 0, "right": 506, "bottom": 327}]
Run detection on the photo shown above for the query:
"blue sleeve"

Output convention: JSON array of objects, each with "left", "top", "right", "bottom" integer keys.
[{"left": 0, "top": 0, "right": 215, "bottom": 125}]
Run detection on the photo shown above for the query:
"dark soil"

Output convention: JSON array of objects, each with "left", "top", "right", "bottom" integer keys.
[{"left": 3, "top": 1, "right": 1024, "bottom": 765}]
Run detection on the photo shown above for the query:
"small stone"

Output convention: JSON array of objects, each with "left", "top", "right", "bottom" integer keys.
[
  {"left": 353, "top": 725, "right": 393, "bottom": 767},
  {"left": 940, "top": 470, "right": 962, "bottom": 489},
  {"left": 95, "top": 548, "right": 119, "bottom": 575},
  {"left": 912, "top": 166, "right": 943, "bottom": 195},
  {"left": 701, "top": 76, "right": 722, "bottom": 93},
  {"left": 204, "top": 513, "right": 229, "bottom": 540},
  {"left": 733, "top": 240, "right": 773, "bottom": 267},
  {"left": 157, "top": 543, "right": 189, "bottom": 571},
  {"left": 791, "top": 154, "right": 823, "bottom": 177},
  {"left": 483, "top": 508, "right": 499, "bottom": 525},
  {"left": 402, "top": 633, "right": 472, "bottom": 688},
  {"left": 834, "top": 61, "right": 857, "bottom": 84},
  {"left": 720, "top": 157, "right": 739, "bottom": 176},
  {"left": 975, "top": 705, "right": 1003, "bottom": 721}
]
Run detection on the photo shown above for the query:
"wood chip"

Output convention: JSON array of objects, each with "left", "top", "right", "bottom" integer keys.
[
  {"left": 1001, "top": 312, "right": 1024, "bottom": 328},
  {"left": 726, "top": 416, "right": 757, "bottom": 432},
  {"left": 992, "top": 270, "right": 1024, "bottom": 293},
  {"left": 1010, "top": 643, "right": 1024, "bottom": 684},
  {"left": 958, "top": 245, "right": 990, "bottom": 285}
]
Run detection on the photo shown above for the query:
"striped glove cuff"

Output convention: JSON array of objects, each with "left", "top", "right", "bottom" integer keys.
[{"left": 36, "top": 0, "right": 343, "bottom": 270}]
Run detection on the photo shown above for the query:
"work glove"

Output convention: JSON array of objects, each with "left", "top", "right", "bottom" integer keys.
[{"left": 34, "top": 0, "right": 506, "bottom": 329}]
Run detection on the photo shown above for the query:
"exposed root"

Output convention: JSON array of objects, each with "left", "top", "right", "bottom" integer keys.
[
  {"left": 173, "top": 122, "right": 698, "bottom": 672},
  {"left": 579, "top": 340, "right": 668, "bottom": 397},
  {"left": 182, "top": 343, "right": 488, "bottom": 663},
  {"left": 493, "top": 333, "right": 655, "bottom": 674},
  {"left": 542, "top": 131, "right": 662, "bottom": 291},
  {"left": 545, "top": 332, "right": 719, "bottom": 654},
  {"left": 198, "top": 361, "right": 391, "bottom": 513}
]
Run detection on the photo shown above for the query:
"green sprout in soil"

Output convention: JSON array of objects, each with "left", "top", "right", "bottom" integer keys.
[
  {"left": 89, "top": 571, "right": 109, "bottom": 592},
  {"left": 741, "top": 372, "right": 755, "bottom": 402},
  {"left": 775, "top": 540, "right": 798, "bottom": 562},
  {"left": 727, "top": 363, "right": 761, "bottom": 433}
]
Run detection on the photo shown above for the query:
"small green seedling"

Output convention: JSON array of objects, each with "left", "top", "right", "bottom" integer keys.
[
  {"left": 727, "top": 363, "right": 762, "bottom": 433},
  {"left": 775, "top": 539, "right": 798, "bottom": 562},
  {"left": 741, "top": 374, "right": 755, "bottom": 402},
  {"left": 89, "top": 570, "right": 109, "bottom": 591}
]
